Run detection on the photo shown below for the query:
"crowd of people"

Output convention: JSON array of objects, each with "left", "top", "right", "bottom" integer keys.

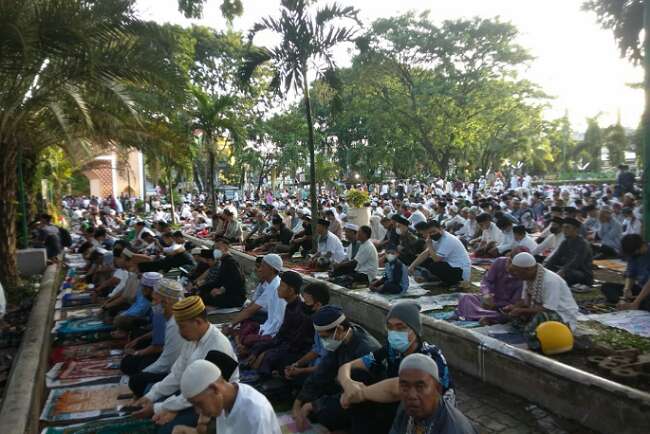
[{"left": 32, "top": 165, "right": 650, "bottom": 434}]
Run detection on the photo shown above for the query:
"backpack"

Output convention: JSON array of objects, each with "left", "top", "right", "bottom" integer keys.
[{"left": 58, "top": 226, "right": 72, "bottom": 247}]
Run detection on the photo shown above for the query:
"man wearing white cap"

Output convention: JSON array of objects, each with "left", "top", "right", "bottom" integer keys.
[
  {"left": 505, "top": 252, "right": 579, "bottom": 350},
  {"left": 113, "top": 272, "right": 163, "bottom": 336},
  {"left": 122, "top": 278, "right": 186, "bottom": 397},
  {"left": 389, "top": 354, "right": 477, "bottom": 434},
  {"left": 224, "top": 254, "right": 287, "bottom": 352},
  {"left": 180, "top": 360, "right": 281, "bottom": 434}
]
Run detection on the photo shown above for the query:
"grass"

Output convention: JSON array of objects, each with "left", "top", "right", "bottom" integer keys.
[{"left": 586, "top": 321, "right": 650, "bottom": 352}]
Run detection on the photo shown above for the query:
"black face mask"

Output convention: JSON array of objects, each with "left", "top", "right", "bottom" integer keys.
[
  {"left": 302, "top": 303, "right": 315, "bottom": 315},
  {"left": 431, "top": 232, "right": 442, "bottom": 241}
]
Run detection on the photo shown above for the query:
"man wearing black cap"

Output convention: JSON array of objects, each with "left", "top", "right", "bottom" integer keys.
[
  {"left": 288, "top": 214, "right": 313, "bottom": 257},
  {"left": 310, "top": 218, "right": 346, "bottom": 267},
  {"left": 197, "top": 238, "right": 246, "bottom": 308},
  {"left": 292, "top": 305, "right": 380, "bottom": 432},
  {"left": 391, "top": 214, "right": 425, "bottom": 266},
  {"left": 544, "top": 218, "right": 593, "bottom": 286}
]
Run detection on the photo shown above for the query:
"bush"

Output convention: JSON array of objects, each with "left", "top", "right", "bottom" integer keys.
[{"left": 346, "top": 189, "right": 370, "bottom": 208}]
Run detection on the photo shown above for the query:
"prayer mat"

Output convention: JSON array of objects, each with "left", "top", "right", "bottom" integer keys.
[
  {"left": 405, "top": 293, "right": 463, "bottom": 312},
  {"left": 40, "top": 417, "right": 156, "bottom": 434},
  {"left": 54, "top": 307, "right": 102, "bottom": 322},
  {"left": 61, "top": 293, "right": 94, "bottom": 308},
  {"left": 55, "top": 318, "right": 113, "bottom": 336},
  {"left": 46, "top": 356, "right": 123, "bottom": 388},
  {"left": 50, "top": 341, "right": 125, "bottom": 364},
  {"left": 41, "top": 383, "right": 134, "bottom": 422},
  {"left": 593, "top": 259, "right": 627, "bottom": 274},
  {"left": 277, "top": 412, "right": 328, "bottom": 434},
  {"left": 579, "top": 310, "right": 650, "bottom": 338}
]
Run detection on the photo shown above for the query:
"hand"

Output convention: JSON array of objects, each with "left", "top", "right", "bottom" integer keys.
[
  {"left": 132, "top": 397, "right": 153, "bottom": 419},
  {"left": 125, "top": 337, "right": 140, "bottom": 350},
  {"left": 172, "top": 426, "right": 197, "bottom": 434},
  {"left": 481, "top": 296, "right": 495, "bottom": 310},
  {"left": 340, "top": 380, "right": 365, "bottom": 409},
  {"left": 407, "top": 265, "right": 415, "bottom": 275},
  {"left": 509, "top": 307, "right": 526, "bottom": 317},
  {"left": 502, "top": 304, "right": 514, "bottom": 313},
  {"left": 153, "top": 410, "right": 177, "bottom": 425},
  {"left": 210, "top": 287, "right": 225, "bottom": 297},
  {"left": 292, "top": 402, "right": 312, "bottom": 432}
]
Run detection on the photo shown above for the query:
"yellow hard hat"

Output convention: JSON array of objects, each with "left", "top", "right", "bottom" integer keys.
[{"left": 535, "top": 321, "right": 574, "bottom": 355}]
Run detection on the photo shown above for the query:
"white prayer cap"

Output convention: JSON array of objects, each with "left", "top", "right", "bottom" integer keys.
[
  {"left": 344, "top": 223, "right": 359, "bottom": 231},
  {"left": 181, "top": 360, "right": 222, "bottom": 399},
  {"left": 512, "top": 252, "right": 536, "bottom": 268},
  {"left": 399, "top": 353, "right": 439, "bottom": 383}
]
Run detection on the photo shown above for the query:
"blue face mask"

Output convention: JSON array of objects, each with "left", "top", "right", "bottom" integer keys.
[{"left": 388, "top": 330, "right": 411, "bottom": 353}]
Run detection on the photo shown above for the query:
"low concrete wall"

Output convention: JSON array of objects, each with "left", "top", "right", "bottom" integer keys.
[
  {"left": 0, "top": 263, "right": 60, "bottom": 434},
  {"left": 185, "top": 234, "right": 650, "bottom": 434}
]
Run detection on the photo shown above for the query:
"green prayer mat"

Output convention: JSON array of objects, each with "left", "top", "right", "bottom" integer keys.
[{"left": 41, "top": 417, "right": 155, "bottom": 434}]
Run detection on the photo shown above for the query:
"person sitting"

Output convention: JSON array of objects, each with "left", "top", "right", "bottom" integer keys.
[
  {"left": 330, "top": 225, "right": 379, "bottom": 287},
  {"left": 544, "top": 217, "right": 593, "bottom": 287},
  {"left": 456, "top": 254, "right": 523, "bottom": 324},
  {"left": 291, "top": 305, "right": 381, "bottom": 433},
  {"left": 134, "top": 296, "right": 238, "bottom": 434},
  {"left": 337, "top": 302, "right": 455, "bottom": 434},
  {"left": 487, "top": 217, "right": 515, "bottom": 257},
  {"left": 122, "top": 279, "right": 185, "bottom": 397},
  {"left": 244, "top": 211, "right": 271, "bottom": 251},
  {"left": 409, "top": 221, "right": 470, "bottom": 286},
  {"left": 389, "top": 354, "right": 478, "bottom": 434},
  {"left": 180, "top": 360, "right": 282, "bottom": 434},
  {"left": 284, "top": 282, "right": 331, "bottom": 383},
  {"left": 310, "top": 218, "right": 346, "bottom": 269},
  {"left": 260, "top": 216, "right": 295, "bottom": 254},
  {"left": 217, "top": 208, "right": 243, "bottom": 244},
  {"left": 504, "top": 252, "right": 579, "bottom": 351},
  {"left": 137, "top": 232, "right": 195, "bottom": 273},
  {"left": 393, "top": 214, "right": 425, "bottom": 266},
  {"left": 248, "top": 271, "right": 314, "bottom": 377},
  {"left": 590, "top": 207, "right": 622, "bottom": 259},
  {"left": 325, "top": 209, "right": 343, "bottom": 239},
  {"left": 512, "top": 225, "right": 537, "bottom": 252},
  {"left": 370, "top": 247, "right": 409, "bottom": 294},
  {"left": 471, "top": 213, "right": 503, "bottom": 257},
  {"left": 197, "top": 238, "right": 246, "bottom": 309},
  {"left": 288, "top": 214, "right": 314, "bottom": 257},
  {"left": 622, "top": 207, "right": 641, "bottom": 236},
  {"left": 113, "top": 272, "right": 162, "bottom": 337},
  {"left": 374, "top": 216, "right": 400, "bottom": 251},
  {"left": 224, "top": 254, "right": 286, "bottom": 353},
  {"left": 99, "top": 254, "right": 140, "bottom": 321},
  {"left": 531, "top": 217, "right": 565, "bottom": 262},
  {"left": 616, "top": 234, "right": 650, "bottom": 311}
]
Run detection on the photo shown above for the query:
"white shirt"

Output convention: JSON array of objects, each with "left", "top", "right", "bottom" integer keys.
[
  {"left": 457, "top": 219, "right": 477, "bottom": 239},
  {"left": 353, "top": 240, "right": 379, "bottom": 281},
  {"left": 0, "top": 282, "right": 5, "bottom": 319},
  {"left": 108, "top": 268, "right": 129, "bottom": 298},
  {"left": 480, "top": 222, "right": 504, "bottom": 245},
  {"left": 435, "top": 232, "right": 471, "bottom": 281},
  {"left": 143, "top": 316, "right": 184, "bottom": 374},
  {"left": 146, "top": 324, "right": 238, "bottom": 414},
  {"left": 532, "top": 233, "right": 564, "bottom": 257},
  {"left": 522, "top": 268, "right": 579, "bottom": 329},
  {"left": 623, "top": 217, "right": 641, "bottom": 236},
  {"left": 215, "top": 384, "right": 281, "bottom": 434},
  {"left": 496, "top": 229, "right": 515, "bottom": 254},
  {"left": 317, "top": 232, "right": 346, "bottom": 263},
  {"left": 255, "top": 276, "right": 286, "bottom": 337},
  {"left": 408, "top": 210, "right": 426, "bottom": 228},
  {"left": 514, "top": 235, "right": 538, "bottom": 252}
]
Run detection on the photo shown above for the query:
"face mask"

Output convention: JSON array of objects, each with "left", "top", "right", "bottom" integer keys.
[
  {"left": 213, "top": 249, "right": 223, "bottom": 259},
  {"left": 431, "top": 232, "right": 442, "bottom": 241},
  {"left": 396, "top": 227, "right": 403, "bottom": 235},
  {"left": 386, "top": 254, "right": 397, "bottom": 262},
  {"left": 387, "top": 330, "right": 411, "bottom": 353},
  {"left": 152, "top": 303, "right": 164, "bottom": 315},
  {"left": 321, "top": 328, "right": 348, "bottom": 352}
]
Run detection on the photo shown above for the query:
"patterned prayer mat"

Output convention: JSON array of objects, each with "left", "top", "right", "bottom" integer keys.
[
  {"left": 47, "top": 356, "right": 123, "bottom": 388},
  {"left": 41, "top": 384, "right": 134, "bottom": 422},
  {"left": 40, "top": 417, "right": 155, "bottom": 434},
  {"left": 593, "top": 259, "right": 627, "bottom": 274},
  {"left": 277, "top": 412, "right": 328, "bottom": 434},
  {"left": 54, "top": 307, "right": 103, "bottom": 322},
  {"left": 61, "top": 293, "right": 94, "bottom": 308},
  {"left": 50, "top": 341, "right": 125, "bottom": 364}
]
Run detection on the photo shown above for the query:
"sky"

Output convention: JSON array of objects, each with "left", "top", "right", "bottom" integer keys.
[{"left": 135, "top": 0, "right": 644, "bottom": 132}]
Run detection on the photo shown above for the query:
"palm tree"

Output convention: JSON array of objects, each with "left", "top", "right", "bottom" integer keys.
[
  {"left": 0, "top": 0, "right": 187, "bottom": 289},
  {"left": 191, "top": 88, "right": 243, "bottom": 212},
  {"left": 240, "top": 0, "right": 360, "bottom": 244}
]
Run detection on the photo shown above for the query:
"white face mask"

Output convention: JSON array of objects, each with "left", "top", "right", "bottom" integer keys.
[
  {"left": 386, "top": 254, "right": 397, "bottom": 262},
  {"left": 396, "top": 227, "right": 403, "bottom": 235},
  {"left": 213, "top": 249, "right": 223, "bottom": 259}
]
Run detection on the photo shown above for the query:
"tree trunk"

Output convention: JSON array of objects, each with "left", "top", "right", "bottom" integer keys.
[
  {"left": 208, "top": 148, "right": 216, "bottom": 213},
  {"left": 0, "top": 143, "right": 20, "bottom": 290},
  {"left": 167, "top": 169, "right": 176, "bottom": 225},
  {"left": 302, "top": 66, "right": 318, "bottom": 252}
]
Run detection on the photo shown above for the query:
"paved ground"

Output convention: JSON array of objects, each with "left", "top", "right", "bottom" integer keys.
[{"left": 454, "top": 371, "right": 595, "bottom": 434}]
